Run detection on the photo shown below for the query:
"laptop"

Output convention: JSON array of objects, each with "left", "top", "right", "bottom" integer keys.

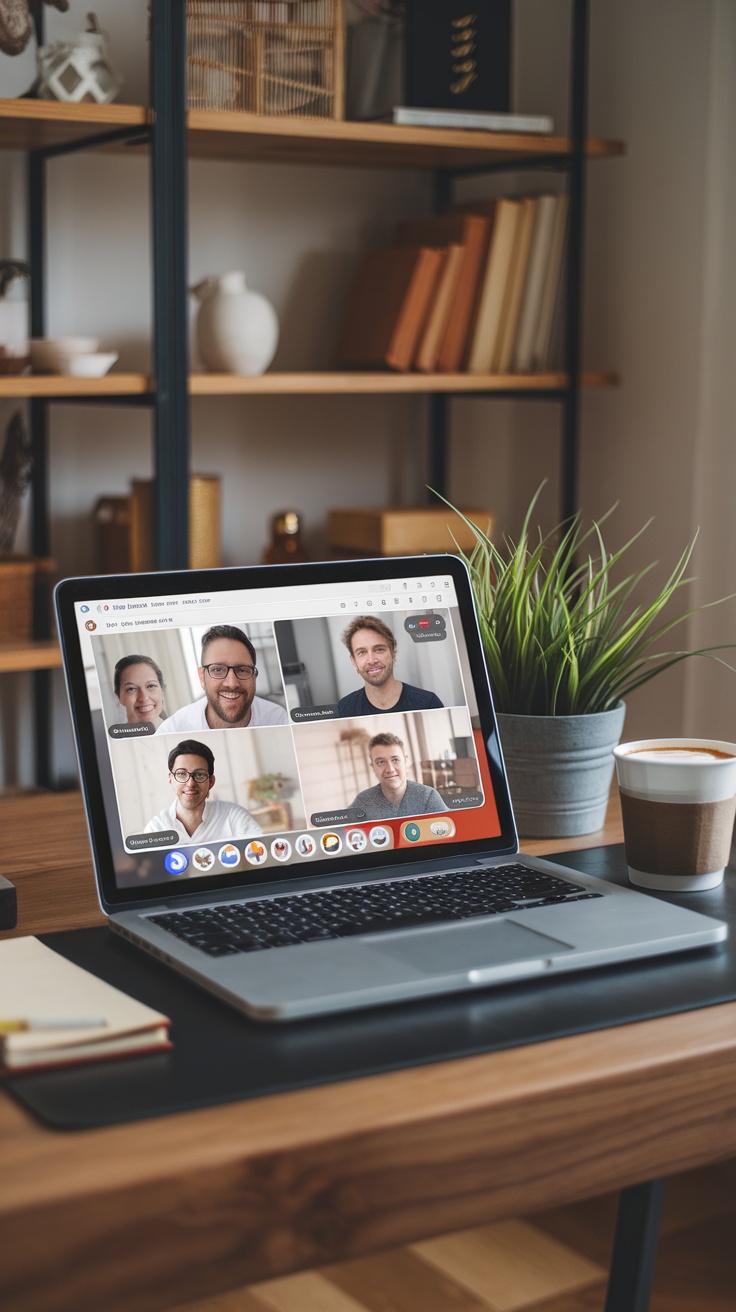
[{"left": 55, "top": 554, "right": 727, "bottom": 1022}]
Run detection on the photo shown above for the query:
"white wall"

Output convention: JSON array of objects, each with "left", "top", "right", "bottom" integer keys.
[
  {"left": 2, "top": 0, "right": 735, "bottom": 784},
  {"left": 452, "top": 0, "right": 736, "bottom": 743}
]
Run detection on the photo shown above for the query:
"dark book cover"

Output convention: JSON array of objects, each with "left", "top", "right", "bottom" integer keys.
[{"left": 404, "top": 1, "right": 512, "bottom": 113}]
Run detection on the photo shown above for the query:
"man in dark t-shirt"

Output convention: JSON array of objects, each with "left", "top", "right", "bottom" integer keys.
[{"left": 337, "top": 615, "right": 443, "bottom": 717}]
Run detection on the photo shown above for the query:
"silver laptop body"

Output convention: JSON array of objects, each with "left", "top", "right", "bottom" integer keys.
[{"left": 56, "top": 555, "right": 726, "bottom": 1021}]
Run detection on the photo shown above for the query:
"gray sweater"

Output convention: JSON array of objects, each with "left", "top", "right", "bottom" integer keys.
[{"left": 350, "top": 779, "right": 448, "bottom": 821}]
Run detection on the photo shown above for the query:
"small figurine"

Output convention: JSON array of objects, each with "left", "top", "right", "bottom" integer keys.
[{"left": 262, "top": 511, "right": 308, "bottom": 565}]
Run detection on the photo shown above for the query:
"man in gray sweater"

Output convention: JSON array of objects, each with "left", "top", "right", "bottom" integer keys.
[{"left": 351, "top": 732, "right": 448, "bottom": 821}]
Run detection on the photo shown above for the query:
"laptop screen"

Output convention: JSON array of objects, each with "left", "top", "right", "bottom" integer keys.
[{"left": 56, "top": 555, "right": 517, "bottom": 909}]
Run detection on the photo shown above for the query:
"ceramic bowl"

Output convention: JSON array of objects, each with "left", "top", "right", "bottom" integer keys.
[
  {"left": 30, "top": 336, "right": 100, "bottom": 373},
  {"left": 57, "top": 351, "right": 119, "bottom": 378}
]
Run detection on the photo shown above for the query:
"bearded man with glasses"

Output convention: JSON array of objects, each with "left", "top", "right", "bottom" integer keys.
[
  {"left": 156, "top": 624, "right": 288, "bottom": 733},
  {"left": 144, "top": 739, "right": 263, "bottom": 845}
]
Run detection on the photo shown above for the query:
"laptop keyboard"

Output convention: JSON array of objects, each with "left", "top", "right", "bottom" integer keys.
[{"left": 147, "top": 863, "right": 603, "bottom": 958}]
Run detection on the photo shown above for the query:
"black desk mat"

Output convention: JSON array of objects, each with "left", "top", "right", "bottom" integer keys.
[{"left": 8, "top": 845, "right": 736, "bottom": 1131}]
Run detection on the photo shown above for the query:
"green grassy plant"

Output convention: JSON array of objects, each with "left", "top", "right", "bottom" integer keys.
[{"left": 446, "top": 487, "right": 735, "bottom": 716}]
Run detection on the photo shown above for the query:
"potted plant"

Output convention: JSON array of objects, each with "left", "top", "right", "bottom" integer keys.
[
  {"left": 247, "top": 773, "right": 294, "bottom": 805},
  {"left": 449, "top": 488, "right": 735, "bottom": 837}
]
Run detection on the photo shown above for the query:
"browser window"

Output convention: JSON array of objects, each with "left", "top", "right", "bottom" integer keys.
[{"left": 73, "top": 571, "right": 501, "bottom": 891}]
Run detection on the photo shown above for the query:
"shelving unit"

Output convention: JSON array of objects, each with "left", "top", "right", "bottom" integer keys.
[{"left": 1, "top": 0, "right": 621, "bottom": 785}]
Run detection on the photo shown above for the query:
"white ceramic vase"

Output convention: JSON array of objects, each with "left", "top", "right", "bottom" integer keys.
[{"left": 191, "top": 271, "right": 279, "bottom": 375}]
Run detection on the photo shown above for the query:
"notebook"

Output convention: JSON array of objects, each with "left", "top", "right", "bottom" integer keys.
[
  {"left": 0, "top": 937, "right": 171, "bottom": 1071},
  {"left": 54, "top": 555, "right": 726, "bottom": 1022}
]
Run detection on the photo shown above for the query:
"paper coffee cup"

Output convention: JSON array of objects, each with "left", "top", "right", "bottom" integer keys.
[{"left": 613, "top": 738, "right": 736, "bottom": 890}]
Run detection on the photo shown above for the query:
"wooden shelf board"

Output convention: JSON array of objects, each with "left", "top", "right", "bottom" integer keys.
[
  {"left": 0, "top": 639, "right": 62, "bottom": 674},
  {"left": 187, "top": 109, "right": 625, "bottom": 169},
  {"left": 190, "top": 371, "right": 620, "bottom": 395},
  {"left": 0, "top": 100, "right": 624, "bottom": 169},
  {"left": 0, "top": 373, "right": 150, "bottom": 398},
  {"left": 0, "top": 98, "right": 148, "bottom": 152},
  {"left": 2, "top": 371, "right": 618, "bottom": 399}
]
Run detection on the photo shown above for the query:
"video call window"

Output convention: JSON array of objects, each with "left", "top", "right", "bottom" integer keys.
[
  {"left": 73, "top": 575, "right": 495, "bottom": 892},
  {"left": 275, "top": 609, "right": 472, "bottom": 722},
  {"left": 91, "top": 622, "right": 287, "bottom": 737},
  {"left": 292, "top": 707, "right": 482, "bottom": 827},
  {"left": 110, "top": 725, "right": 306, "bottom": 852}
]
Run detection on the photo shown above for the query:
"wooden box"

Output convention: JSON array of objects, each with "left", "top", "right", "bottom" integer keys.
[{"left": 326, "top": 507, "right": 494, "bottom": 557}]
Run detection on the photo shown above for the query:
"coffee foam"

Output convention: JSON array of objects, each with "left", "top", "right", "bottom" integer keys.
[
  {"left": 614, "top": 739, "right": 736, "bottom": 804},
  {"left": 627, "top": 747, "right": 735, "bottom": 764}
]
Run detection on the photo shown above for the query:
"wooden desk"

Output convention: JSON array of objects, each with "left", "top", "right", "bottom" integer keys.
[{"left": 3, "top": 791, "right": 736, "bottom": 1312}]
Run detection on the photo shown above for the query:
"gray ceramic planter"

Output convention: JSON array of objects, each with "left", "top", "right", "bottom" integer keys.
[{"left": 496, "top": 703, "right": 626, "bottom": 838}]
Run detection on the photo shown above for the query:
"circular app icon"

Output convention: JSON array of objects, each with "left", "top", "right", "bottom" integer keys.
[
  {"left": 244, "top": 840, "right": 267, "bottom": 865},
  {"left": 346, "top": 828, "right": 368, "bottom": 852},
  {"left": 164, "top": 850, "right": 188, "bottom": 875},
  {"left": 405, "top": 822, "right": 421, "bottom": 843},
  {"left": 430, "top": 820, "right": 452, "bottom": 837},
  {"left": 84, "top": 619, "right": 97, "bottom": 631},
  {"left": 369, "top": 825, "right": 390, "bottom": 848},
  {"left": 320, "top": 831, "right": 342, "bottom": 855},
  {"left": 295, "top": 834, "right": 316, "bottom": 858},
  {"left": 271, "top": 838, "right": 292, "bottom": 862},
  {"left": 191, "top": 847, "right": 215, "bottom": 873},
  {"left": 218, "top": 843, "right": 240, "bottom": 868}
]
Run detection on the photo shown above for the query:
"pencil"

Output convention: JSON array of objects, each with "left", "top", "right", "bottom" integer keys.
[{"left": 0, "top": 1018, "right": 108, "bottom": 1033}]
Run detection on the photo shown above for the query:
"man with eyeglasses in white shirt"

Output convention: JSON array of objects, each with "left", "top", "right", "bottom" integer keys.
[
  {"left": 144, "top": 739, "right": 263, "bottom": 844},
  {"left": 156, "top": 624, "right": 288, "bottom": 733}
]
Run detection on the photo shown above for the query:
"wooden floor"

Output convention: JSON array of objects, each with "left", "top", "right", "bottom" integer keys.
[{"left": 171, "top": 1160, "right": 736, "bottom": 1312}]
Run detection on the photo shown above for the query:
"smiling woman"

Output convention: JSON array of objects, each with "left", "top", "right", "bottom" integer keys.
[{"left": 113, "top": 655, "right": 167, "bottom": 731}]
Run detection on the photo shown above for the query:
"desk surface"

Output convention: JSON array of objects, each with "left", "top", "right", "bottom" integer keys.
[{"left": 3, "top": 791, "right": 736, "bottom": 1312}]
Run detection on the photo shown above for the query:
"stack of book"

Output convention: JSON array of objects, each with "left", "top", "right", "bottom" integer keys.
[{"left": 335, "top": 192, "right": 568, "bottom": 376}]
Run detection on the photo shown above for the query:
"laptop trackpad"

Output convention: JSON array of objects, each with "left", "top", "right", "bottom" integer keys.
[{"left": 366, "top": 919, "right": 574, "bottom": 977}]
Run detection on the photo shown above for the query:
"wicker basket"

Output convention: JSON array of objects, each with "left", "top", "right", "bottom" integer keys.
[
  {"left": 0, "top": 556, "right": 41, "bottom": 642},
  {"left": 94, "top": 478, "right": 221, "bottom": 573},
  {"left": 187, "top": 0, "right": 345, "bottom": 118}
]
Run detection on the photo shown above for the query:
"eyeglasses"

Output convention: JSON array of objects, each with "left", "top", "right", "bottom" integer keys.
[
  {"left": 201, "top": 663, "right": 257, "bottom": 681},
  {"left": 171, "top": 768, "right": 211, "bottom": 784}
]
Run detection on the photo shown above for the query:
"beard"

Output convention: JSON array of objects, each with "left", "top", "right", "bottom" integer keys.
[
  {"left": 206, "top": 686, "right": 253, "bottom": 725},
  {"left": 361, "top": 661, "right": 393, "bottom": 687}
]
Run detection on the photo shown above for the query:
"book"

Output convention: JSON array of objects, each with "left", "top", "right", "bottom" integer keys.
[
  {"left": 495, "top": 196, "right": 538, "bottom": 373},
  {"left": 512, "top": 194, "right": 560, "bottom": 372},
  {"left": 465, "top": 198, "right": 521, "bottom": 374},
  {"left": 0, "top": 937, "right": 171, "bottom": 1073},
  {"left": 391, "top": 106, "right": 554, "bottom": 134},
  {"left": 413, "top": 242, "right": 464, "bottom": 372},
  {"left": 403, "top": 2, "right": 511, "bottom": 115},
  {"left": 532, "top": 193, "right": 569, "bottom": 370},
  {"left": 395, "top": 212, "right": 493, "bottom": 371},
  {"left": 336, "top": 245, "right": 446, "bottom": 372}
]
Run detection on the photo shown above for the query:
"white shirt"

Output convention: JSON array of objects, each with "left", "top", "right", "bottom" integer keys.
[
  {"left": 144, "top": 796, "right": 263, "bottom": 842},
  {"left": 155, "top": 694, "right": 288, "bottom": 733}
]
